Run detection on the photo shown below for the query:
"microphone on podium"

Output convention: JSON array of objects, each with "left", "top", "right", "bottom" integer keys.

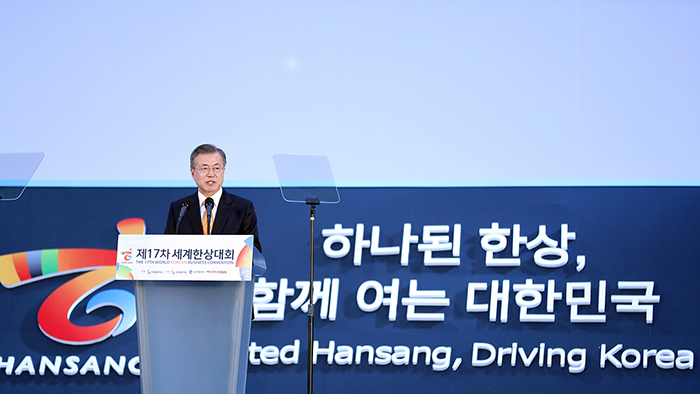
[
  {"left": 175, "top": 198, "right": 191, "bottom": 234},
  {"left": 204, "top": 197, "right": 214, "bottom": 234}
]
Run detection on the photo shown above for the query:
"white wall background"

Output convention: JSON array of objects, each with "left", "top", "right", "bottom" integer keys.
[{"left": 2, "top": 0, "right": 698, "bottom": 187}]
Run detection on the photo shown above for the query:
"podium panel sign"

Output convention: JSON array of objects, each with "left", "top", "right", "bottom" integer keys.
[{"left": 115, "top": 234, "right": 254, "bottom": 281}]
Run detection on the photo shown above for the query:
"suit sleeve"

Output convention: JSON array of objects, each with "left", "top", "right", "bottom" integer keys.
[
  {"left": 242, "top": 201, "right": 262, "bottom": 253},
  {"left": 164, "top": 202, "right": 177, "bottom": 234}
]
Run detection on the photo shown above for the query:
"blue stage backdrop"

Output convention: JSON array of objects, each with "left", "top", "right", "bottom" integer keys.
[{"left": 0, "top": 187, "right": 698, "bottom": 393}]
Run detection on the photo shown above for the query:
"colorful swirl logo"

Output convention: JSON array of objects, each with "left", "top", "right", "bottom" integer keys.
[
  {"left": 0, "top": 218, "right": 145, "bottom": 345},
  {"left": 121, "top": 249, "right": 132, "bottom": 261}
]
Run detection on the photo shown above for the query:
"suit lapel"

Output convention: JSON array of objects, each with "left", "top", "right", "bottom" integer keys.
[
  {"left": 211, "top": 189, "right": 232, "bottom": 234},
  {"left": 185, "top": 192, "right": 204, "bottom": 234}
]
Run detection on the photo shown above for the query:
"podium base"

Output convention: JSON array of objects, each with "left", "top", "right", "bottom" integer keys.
[{"left": 135, "top": 280, "right": 254, "bottom": 394}]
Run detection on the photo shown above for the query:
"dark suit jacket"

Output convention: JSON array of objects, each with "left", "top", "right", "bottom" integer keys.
[{"left": 164, "top": 188, "right": 262, "bottom": 253}]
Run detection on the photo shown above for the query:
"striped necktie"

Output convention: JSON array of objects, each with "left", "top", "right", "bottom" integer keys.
[
  {"left": 201, "top": 209, "right": 210, "bottom": 235},
  {"left": 202, "top": 198, "right": 214, "bottom": 234}
]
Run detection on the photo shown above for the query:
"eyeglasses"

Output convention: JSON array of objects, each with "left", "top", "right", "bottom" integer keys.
[{"left": 194, "top": 166, "right": 224, "bottom": 174}]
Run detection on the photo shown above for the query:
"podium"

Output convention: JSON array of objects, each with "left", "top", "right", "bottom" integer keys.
[{"left": 117, "top": 234, "right": 266, "bottom": 394}]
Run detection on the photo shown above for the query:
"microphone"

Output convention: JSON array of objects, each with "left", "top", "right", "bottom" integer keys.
[
  {"left": 175, "top": 198, "right": 191, "bottom": 234},
  {"left": 205, "top": 197, "right": 214, "bottom": 234}
]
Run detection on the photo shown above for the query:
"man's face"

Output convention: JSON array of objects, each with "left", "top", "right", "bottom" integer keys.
[{"left": 191, "top": 152, "right": 225, "bottom": 197}]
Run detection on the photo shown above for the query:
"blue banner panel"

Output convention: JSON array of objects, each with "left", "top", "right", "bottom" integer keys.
[{"left": 0, "top": 187, "right": 698, "bottom": 393}]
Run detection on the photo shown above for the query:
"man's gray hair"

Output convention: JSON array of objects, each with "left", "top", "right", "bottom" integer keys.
[{"left": 190, "top": 144, "right": 227, "bottom": 169}]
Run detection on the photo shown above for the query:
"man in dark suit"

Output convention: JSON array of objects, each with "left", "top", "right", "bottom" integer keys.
[{"left": 164, "top": 144, "right": 262, "bottom": 252}]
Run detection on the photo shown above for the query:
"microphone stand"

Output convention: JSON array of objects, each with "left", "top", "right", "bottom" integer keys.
[{"left": 175, "top": 209, "right": 185, "bottom": 234}]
